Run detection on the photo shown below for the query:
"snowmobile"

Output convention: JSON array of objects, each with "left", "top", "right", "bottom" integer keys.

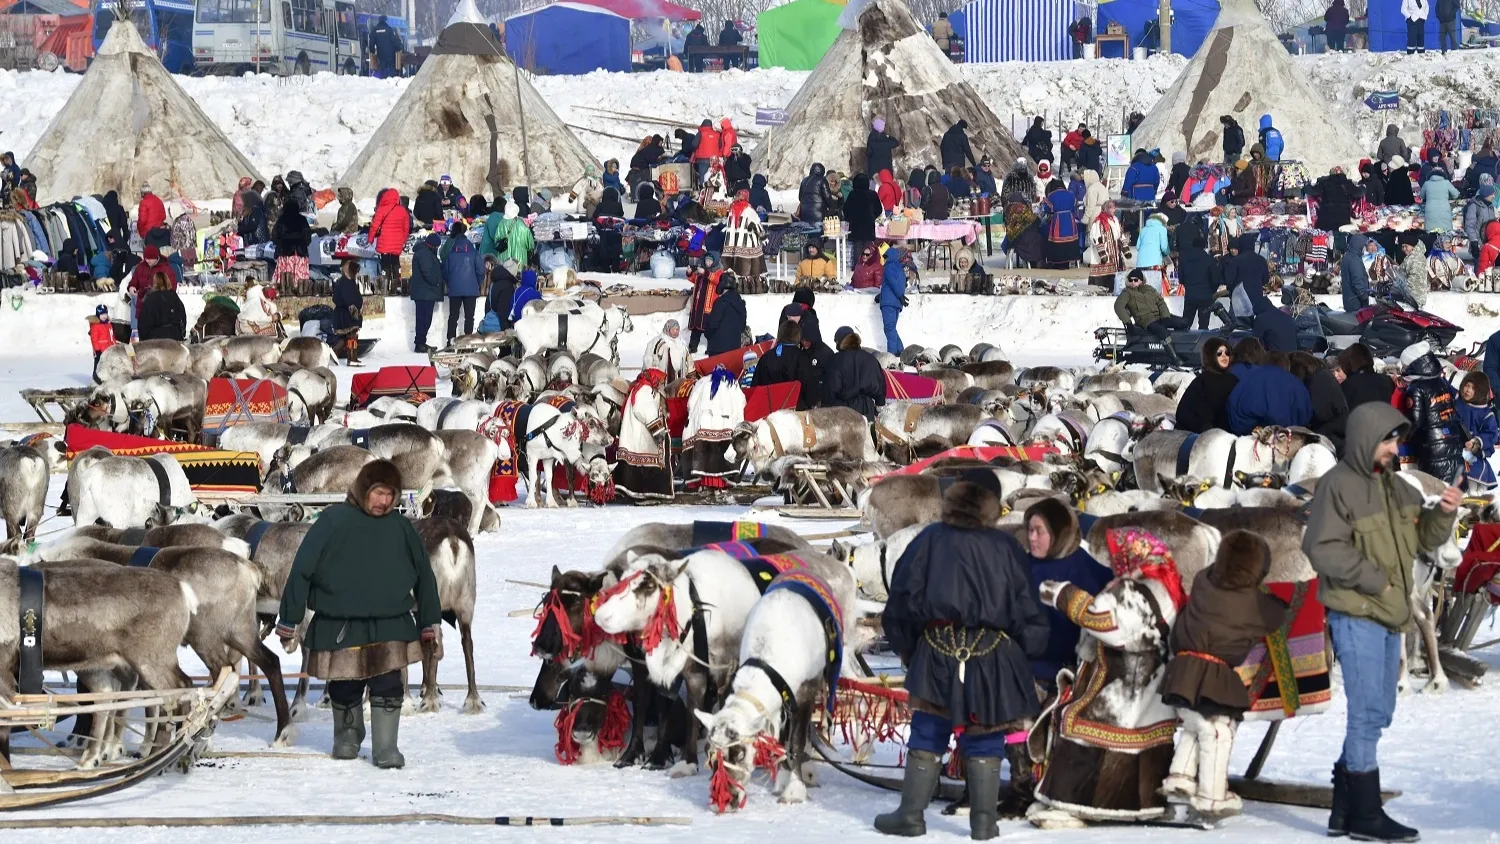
[
  {"left": 1308, "top": 298, "right": 1462, "bottom": 358},
  {"left": 1093, "top": 321, "right": 1329, "bottom": 370}
]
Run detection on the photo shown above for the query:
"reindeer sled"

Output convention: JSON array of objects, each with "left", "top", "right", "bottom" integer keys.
[{"left": 0, "top": 661, "right": 239, "bottom": 811}]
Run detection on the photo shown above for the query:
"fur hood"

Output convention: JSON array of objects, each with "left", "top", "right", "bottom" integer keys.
[
  {"left": 1023, "top": 496, "right": 1080, "bottom": 559},
  {"left": 941, "top": 477, "right": 1003, "bottom": 529},
  {"left": 1207, "top": 530, "right": 1270, "bottom": 590},
  {"left": 348, "top": 459, "right": 403, "bottom": 515}
]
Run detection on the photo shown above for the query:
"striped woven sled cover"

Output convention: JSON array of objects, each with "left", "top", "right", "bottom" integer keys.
[{"left": 1236, "top": 580, "right": 1332, "bottom": 722}]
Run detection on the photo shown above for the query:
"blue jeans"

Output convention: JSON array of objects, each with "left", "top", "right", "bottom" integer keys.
[
  {"left": 1328, "top": 610, "right": 1400, "bottom": 772},
  {"left": 908, "top": 710, "right": 1007, "bottom": 757},
  {"left": 694, "top": 160, "right": 710, "bottom": 186},
  {"left": 881, "top": 306, "right": 903, "bottom": 355}
]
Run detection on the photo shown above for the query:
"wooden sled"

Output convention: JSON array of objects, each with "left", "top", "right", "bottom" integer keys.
[
  {"left": 748, "top": 462, "right": 863, "bottom": 520},
  {"left": 235, "top": 489, "right": 425, "bottom": 520},
  {"left": 0, "top": 667, "right": 239, "bottom": 810},
  {"left": 19, "top": 388, "right": 91, "bottom": 424},
  {"left": 1229, "top": 721, "right": 1399, "bottom": 809}
]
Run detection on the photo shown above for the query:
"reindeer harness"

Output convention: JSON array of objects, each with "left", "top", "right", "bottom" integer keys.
[
  {"left": 17, "top": 567, "right": 44, "bottom": 694},
  {"left": 765, "top": 413, "right": 818, "bottom": 458}
]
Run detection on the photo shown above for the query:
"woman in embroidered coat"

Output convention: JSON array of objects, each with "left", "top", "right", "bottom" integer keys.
[
  {"left": 611, "top": 369, "right": 674, "bottom": 503},
  {"left": 877, "top": 470, "right": 1049, "bottom": 840},
  {"left": 1030, "top": 527, "right": 1187, "bottom": 828},
  {"left": 1085, "top": 200, "right": 1127, "bottom": 289},
  {"left": 721, "top": 189, "right": 766, "bottom": 288},
  {"left": 682, "top": 365, "right": 746, "bottom": 493}
]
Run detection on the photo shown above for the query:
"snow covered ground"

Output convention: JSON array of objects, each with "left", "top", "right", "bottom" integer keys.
[
  {"left": 0, "top": 290, "right": 1498, "bottom": 840},
  {"left": 0, "top": 48, "right": 1496, "bottom": 193}
]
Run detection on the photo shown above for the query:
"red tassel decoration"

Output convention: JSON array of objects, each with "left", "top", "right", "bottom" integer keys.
[
  {"left": 553, "top": 701, "right": 582, "bottom": 765},
  {"left": 708, "top": 751, "right": 743, "bottom": 813},
  {"left": 752, "top": 734, "right": 786, "bottom": 786},
  {"left": 531, "top": 590, "right": 582, "bottom": 659},
  {"left": 638, "top": 585, "right": 680, "bottom": 654},
  {"left": 597, "top": 689, "right": 631, "bottom": 754}
]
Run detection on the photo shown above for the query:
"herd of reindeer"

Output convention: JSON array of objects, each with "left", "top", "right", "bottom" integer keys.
[{"left": 0, "top": 295, "right": 1490, "bottom": 810}]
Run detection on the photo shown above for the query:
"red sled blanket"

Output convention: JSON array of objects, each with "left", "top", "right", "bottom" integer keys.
[
  {"left": 885, "top": 371, "right": 943, "bottom": 403},
  {"left": 350, "top": 366, "right": 437, "bottom": 409},
  {"left": 666, "top": 382, "right": 800, "bottom": 440},
  {"left": 1457, "top": 523, "right": 1500, "bottom": 604},
  {"left": 694, "top": 341, "right": 774, "bottom": 378},
  {"left": 63, "top": 425, "right": 260, "bottom": 496},
  {"left": 203, "top": 378, "right": 289, "bottom": 438}
]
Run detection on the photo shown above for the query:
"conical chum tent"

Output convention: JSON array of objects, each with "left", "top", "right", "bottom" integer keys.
[
  {"left": 25, "top": 18, "right": 262, "bottom": 204},
  {"left": 340, "top": 0, "right": 597, "bottom": 197},
  {"left": 754, "top": 0, "right": 1024, "bottom": 189},
  {"left": 1130, "top": 0, "right": 1363, "bottom": 178}
]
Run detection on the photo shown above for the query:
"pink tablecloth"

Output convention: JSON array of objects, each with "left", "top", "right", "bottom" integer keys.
[{"left": 876, "top": 219, "right": 982, "bottom": 244}]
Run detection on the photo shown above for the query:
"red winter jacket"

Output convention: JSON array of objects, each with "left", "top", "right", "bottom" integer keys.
[
  {"left": 694, "top": 125, "right": 722, "bottom": 161},
  {"left": 368, "top": 188, "right": 411, "bottom": 256},
  {"left": 876, "top": 170, "right": 901, "bottom": 212},
  {"left": 718, "top": 119, "right": 738, "bottom": 157},
  {"left": 1063, "top": 130, "right": 1084, "bottom": 152},
  {"left": 127, "top": 257, "right": 178, "bottom": 315},
  {"left": 136, "top": 193, "right": 167, "bottom": 239},
  {"left": 1480, "top": 220, "right": 1500, "bottom": 275}
]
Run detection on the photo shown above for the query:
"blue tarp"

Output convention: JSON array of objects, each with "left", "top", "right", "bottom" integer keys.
[
  {"left": 1097, "top": 0, "right": 1218, "bottom": 57},
  {"left": 1365, "top": 0, "right": 1498, "bottom": 51},
  {"left": 504, "top": 3, "right": 631, "bottom": 75},
  {"left": 960, "top": 0, "right": 1082, "bottom": 62}
]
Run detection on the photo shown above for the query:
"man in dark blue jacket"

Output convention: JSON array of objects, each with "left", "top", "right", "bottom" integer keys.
[
  {"left": 367, "top": 16, "right": 403, "bottom": 78},
  {"left": 1253, "top": 298, "right": 1299, "bottom": 352},
  {"left": 704, "top": 274, "right": 747, "bottom": 356},
  {"left": 441, "top": 225, "right": 484, "bottom": 344},
  {"left": 1224, "top": 233, "right": 1270, "bottom": 320},
  {"left": 1226, "top": 355, "right": 1312, "bottom": 434},
  {"left": 1176, "top": 227, "right": 1223, "bottom": 328},
  {"left": 409, "top": 233, "right": 444, "bottom": 353}
]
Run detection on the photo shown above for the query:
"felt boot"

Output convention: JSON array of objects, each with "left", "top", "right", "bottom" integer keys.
[
  {"left": 369, "top": 696, "right": 406, "bottom": 769},
  {"left": 1329, "top": 763, "right": 1350, "bottom": 837}
]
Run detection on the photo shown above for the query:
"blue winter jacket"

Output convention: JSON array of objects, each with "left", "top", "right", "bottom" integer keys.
[
  {"left": 1122, "top": 154, "right": 1159, "bottom": 202},
  {"left": 1259, "top": 115, "right": 1284, "bottom": 161},
  {"left": 508, "top": 271, "right": 541, "bottom": 323},
  {"left": 1026, "top": 548, "right": 1112, "bottom": 684},
  {"left": 1340, "top": 234, "right": 1371, "bottom": 313},
  {"left": 1135, "top": 215, "right": 1171, "bottom": 268},
  {"left": 1457, "top": 400, "right": 1498, "bottom": 486},
  {"left": 442, "top": 237, "right": 484, "bottom": 298},
  {"left": 880, "top": 249, "right": 908, "bottom": 311},
  {"left": 1484, "top": 330, "right": 1500, "bottom": 401},
  {"left": 1226, "top": 362, "right": 1312, "bottom": 435},
  {"left": 1421, "top": 173, "right": 1461, "bottom": 232}
]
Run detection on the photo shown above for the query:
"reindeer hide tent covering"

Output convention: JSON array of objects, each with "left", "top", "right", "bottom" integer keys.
[
  {"left": 61, "top": 425, "right": 261, "bottom": 496},
  {"left": 1129, "top": 0, "right": 1363, "bottom": 178},
  {"left": 338, "top": 0, "right": 598, "bottom": 197},
  {"left": 24, "top": 20, "right": 264, "bottom": 204},
  {"left": 753, "top": 0, "right": 1024, "bottom": 189}
]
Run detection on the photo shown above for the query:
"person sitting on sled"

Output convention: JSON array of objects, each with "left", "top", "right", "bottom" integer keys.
[{"left": 1158, "top": 530, "right": 1287, "bottom": 819}]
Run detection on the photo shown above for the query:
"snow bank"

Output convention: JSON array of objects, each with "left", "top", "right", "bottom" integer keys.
[
  {"left": 10, "top": 289, "right": 1498, "bottom": 364},
  {"left": 4, "top": 48, "right": 1497, "bottom": 195}
]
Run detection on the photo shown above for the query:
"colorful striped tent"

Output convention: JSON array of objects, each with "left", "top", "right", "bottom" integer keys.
[{"left": 960, "top": 0, "right": 1081, "bottom": 63}]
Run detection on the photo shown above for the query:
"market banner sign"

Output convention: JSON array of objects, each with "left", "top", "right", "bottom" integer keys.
[{"left": 1364, "top": 91, "right": 1400, "bottom": 111}]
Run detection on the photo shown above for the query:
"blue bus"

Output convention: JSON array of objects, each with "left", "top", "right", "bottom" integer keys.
[{"left": 91, "top": 0, "right": 197, "bottom": 73}]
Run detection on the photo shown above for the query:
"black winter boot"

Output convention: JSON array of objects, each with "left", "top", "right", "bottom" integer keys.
[
  {"left": 1346, "top": 768, "right": 1418, "bottom": 842},
  {"left": 965, "top": 756, "right": 1002, "bottom": 841},
  {"left": 1328, "top": 763, "right": 1350, "bottom": 837},
  {"left": 874, "top": 749, "right": 940, "bottom": 836},
  {"left": 997, "top": 740, "right": 1035, "bottom": 818},
  {"left": 369, "top": 696, "right": 406, "bottom": 769},
  {"left": 329, "top": 700, "right": 364, "bottom": 760}
]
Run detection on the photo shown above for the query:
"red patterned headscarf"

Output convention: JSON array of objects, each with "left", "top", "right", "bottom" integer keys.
[
  {"left": 1104, "top": 527, "right": 1187, "bottom": 611},
  {"left": 629, "top": 368, "right": 668, "bottom": 405}
]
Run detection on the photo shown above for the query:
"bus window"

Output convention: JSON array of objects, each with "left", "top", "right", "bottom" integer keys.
[
  {"left": 335, "top": 3, "right": 356, "bottom": 40},
  {"left": 281, "top": 1, "right": 291, "bottom": 30},
  {"left": 196, "top": 0, "right": 269, "bottom": 24},
  {"left": 288, "top": 0, "right": 325, "bottom": 35}
]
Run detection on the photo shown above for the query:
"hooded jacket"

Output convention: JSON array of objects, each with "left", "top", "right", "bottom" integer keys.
[
  {"left": 272, "top": 204, "right": 311, "bottom": 259},
  {"left": 1401, "top": 352, "right": 1469, "bottom": 481},
  {"left": 369, "top": 188, "right": 411, "bottom": 256},
  {"left": 1134, "top": 213, "right": 1171, "bottom": 267},
  {"left": 1123, "top": 151, "right": 1160, "bottom": 202},
  {"left": 852, "top": 245, "right": 883, "bottom": 289},
  {"left": 1077, "top": 135, "right": 1104, "bottom": 173},
  {"left": 824, "top": 333, "right": 886, "bottom": 420},
  {"left": 1341, "top": 234, "right": 1372, "bottom": 312},
  {"left": 138, "top": 286, "right": 187, "bottom": 342},
  {"left": 1422, "top": 171, "right": 1461, "bottom": 232},
  {"left": 751, "top": 337, "right": 820, "bottom": 409},
  {"left": 867, "top": 128, "right": 902, "bottom": 177},
  {"left": 749, "top": 174, "right": 772, "bottom": 214},
  {"left": 333, "top": 187, "right": 360, "bottom": 233},
  {"left": 939, "top": 120, "right": 976, "bottom": 170},
  {"left": 1385, "top": 163, "right": 1417, "bottom": 206},
  {"left": 1480, "top": 219, "right": 1500, "bottom": 274},
  {"left": 1114, "top": 281, "right": 1171, "bottom": 328},
  {"left": 1022, "top": 499, "right": 1111, "bottom": 684},
  {"left": 693, "top": 122, "right": 721, "bottom": 161},
  {"left": 1161, "top": 532, "right": 1288, "bottom": 713},
  {"left": 1226, "top": 362, "right": 1312, "bottom": 434},
  {"left": 409, "top": 238, "right": 444, "bottom": 301},
  {"left": 635, "top": 182, "right": 664, "bottom": 219},
  {"left": 1225, "top": 233, "right": 1270, "bottom": 314},
  {"left": 1176, "top": 228, "right": 1220, "bottom": 301},
  {"left": 1222, "top": 118, "right": 1246, "bottom": 157},
  {"left": 880, "top": 248, "right": 909, "bottom": 311},
  {"left": 413, "top": 181, "right": 442, "bottom": 226},
  {"left": 704, "top": 275, "right": 747, "bottom": 356},
  {"left": 1309, "top": 171, "right": 1357, "bottom": 232},
  {"left": 724, "top": 150, "right": 752, "bottom": 186},
  {"left": 1252, "top": 299, "right": 1299, "bottom": 352},
  {"left": 486, "top": 261, "right": 517, "bottom": 328},
  {"left": 277, "top": 460, "right": 441, "bottom": 652},
  {"left": 875, "top": 170, "right": 901, "bottom": 212},
  {"left": 1258, "top": 115, "right": 1284, "bottom": 161},
  {"left": 844, "top": 174, "right": 879, "bottom": 240},
  {"left": 1022, "top": 119, "right": 1053, "bottom": 163},
  {"left": 1081, "top": 169, "right": 1109, "bottom": 222},
  {"left": 718, "top": 119, "right": 738, "bottom": 157},
  {"left": 798, "top": 163, "right": 835, "bottom": 223},
  {"left": 922, "top": 171, "right": 952, "bottom": 221},
  {"left": 442, "top": 236, "right": 483, "bottom": 298},
  {"left": 1398, "top": 239, "right": 1429, "bottom": 307},
  {"left": 1378, "top": 125, "right": 1411, "bottom": 165},
  {"left": 1303, "top": 403, "right": 1454, "bottom": 631},
  {"left": 884, "top": 481, "right": 1050, "bottom": 727},
  {"left": 136, "top": 191, "right": 166, "bottom": 239},
  {"left": 508, "top": 270, "right": 542, "bottom": 323},
  {"left": 782, "top": 286, "right": 824, "bottom": 347},
  {"left": 1464, "top": 193, "right": 1497, "bottom": 243}
]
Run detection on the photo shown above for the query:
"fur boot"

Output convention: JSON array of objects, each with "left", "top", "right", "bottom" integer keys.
[
  {"left": 1160, "top": 721, "right": 1200, "bottom": 800},
  {"left": 1185, "top": 711, "right": 1240, "bottom": 816}
]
